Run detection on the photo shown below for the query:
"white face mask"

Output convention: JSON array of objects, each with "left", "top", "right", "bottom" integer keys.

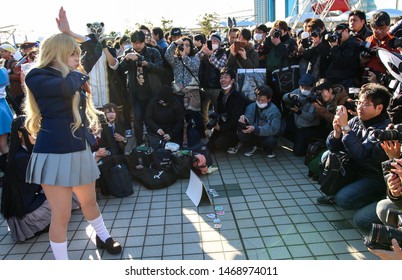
[
  {"left": 212, "top": 43, "right": 219, "bottom": 51},
  {"left": 300, "top": 89, "right": 311, "bottom": 96},
  {"left": 253, "top": 33, "right": 263, "bottom": 41},
  {"left": 222, "top": 83, "right": 232, "bottom": 90},
  {"left": 256, "top": 101, "right": 268, "bottom": 109}
]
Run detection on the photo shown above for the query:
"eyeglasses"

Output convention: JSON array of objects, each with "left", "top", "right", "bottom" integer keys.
[{"left": 355, "top": 101, "right": 374, "bottom": 107}]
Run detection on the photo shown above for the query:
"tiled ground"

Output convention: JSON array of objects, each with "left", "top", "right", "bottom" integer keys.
[{"left": 0, "top": 138, "right": 380, "bottom": 260}]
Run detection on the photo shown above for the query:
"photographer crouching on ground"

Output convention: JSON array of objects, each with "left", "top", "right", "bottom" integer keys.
[
  {"left": 206, "top": 67, "right": 246, "bottom": 153},
  {"left": 317, "top": 83, "right": 392, "bottom": 232},
  {"left": 282, "top": 73, "right": 323, "bottom": 156}
]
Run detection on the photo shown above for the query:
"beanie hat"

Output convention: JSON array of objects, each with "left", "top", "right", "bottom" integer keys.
[{"left": 210, "top": 33, "right": 222, "bottom": 44}]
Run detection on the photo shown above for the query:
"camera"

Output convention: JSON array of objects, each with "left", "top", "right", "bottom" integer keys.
[
  {"left": 177, "top": 44, "right": 184, "bottom": 51},
  {"left": 364, "top": 223, "right": 402, "bottom": 250},
  {"left": 382, "top": 158, "right": 398, "bottom": 173},
  {"left": 324, "top": 32, "right": 340, "bottom": 43},
  {"left": 206, "top": 112, "right": 228, "bottom": 130},
  {"left": 343, "top": 100, "right": 357, "bottom": 112},
  {"left": 374, "top": 124, "right": 402, "bottom": 142},
  {"left": 284, "top": 93, "right": 302, "bottom": 109},
  {"left": 387, "top": 37, "right": 402, "bottom": 49},
  {"left": 238, "top": 119, "right": 249, "bottom": 130},
  {"left": 136, "top": 54, "right": 144, "bottom": 66},
  {"left": 360, "top": 41, "right": 376, "bottom": 58},
  {"left": 305, "top": 92, "right": 322, "bottom": 103},
  {"left": 272, "top": 29, "right": 282, "bottom": 39},
  {"left": 311, "top": 28, "right": 321, "bottom": 38}
]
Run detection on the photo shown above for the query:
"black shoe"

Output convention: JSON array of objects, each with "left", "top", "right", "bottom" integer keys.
[
  {"left": 316, "top": 195, "right": 335, "bottom": 205},
  {"left": 96, "top": 235, "right": 122, "bottom": 254}
]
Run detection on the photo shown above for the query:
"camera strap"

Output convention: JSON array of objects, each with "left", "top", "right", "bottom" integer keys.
[{"left": 181, "top": 59, "right": 200, "bottom": 86}]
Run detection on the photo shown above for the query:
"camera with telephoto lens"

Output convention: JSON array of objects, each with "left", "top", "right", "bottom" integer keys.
[
  {"left": 374, "top": 124, "right": 402, "bottom": 142},
  {"left": 284, "top": 93, "right": 302, "bottom": 109},
  {"left": 272, "top": 29, "right": 282, "bottom": 39},
  {"left": 206, "top": 112, "right": 228, "bottom": 130},
  {"left": 364, "top": 223, "right": 402, "bottom": 250},
  {"left": 305, "top": 92, "right": 322, "bottom": 103}
]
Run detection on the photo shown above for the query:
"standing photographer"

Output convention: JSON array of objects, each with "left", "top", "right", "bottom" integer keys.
[
  {"left": 361, "top": 11, "right": 398, "bottom": 85},
  {"left": 118, "top": 30, "right": 164, "bottom": 145},
  {"left": 325, "top": 23, "right": 361, "bottom": 90}
]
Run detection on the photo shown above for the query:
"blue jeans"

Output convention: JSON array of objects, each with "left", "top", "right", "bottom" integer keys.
[{"left": 353, "top": 201, "right": 382, "bottom": 233}]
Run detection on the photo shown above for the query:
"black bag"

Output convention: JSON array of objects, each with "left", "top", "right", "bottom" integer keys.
[
  {"left": 97, "top": 155, "right": 133, "bottom": 197},
  {"left": 151, "top": 148, "right": 173, "bottom": 171},
  {"left": 305, "top": 139, "right": 326, "bottom": 166},
  {"left": 170, "top": 151, "right": 195, "bottom": 179},
  {"left": 318, "top": 152, "right": 358, "bottom": 196},
  {"left": 132, "top": 167, "right": 177, "bottom": 190}
]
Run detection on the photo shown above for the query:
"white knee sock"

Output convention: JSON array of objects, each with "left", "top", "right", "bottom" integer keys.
[
  {"left": 50, "top": 240, "right": 69, "bottom": 260},
  {"left": 88, "top": 215, "right": 110, "bottom": 242}
]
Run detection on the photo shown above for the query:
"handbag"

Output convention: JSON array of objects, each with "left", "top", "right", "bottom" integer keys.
[{"left": 318, "top": 151, "right": 358, "bottom": 196}]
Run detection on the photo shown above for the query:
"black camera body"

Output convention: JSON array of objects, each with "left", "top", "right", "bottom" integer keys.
[
  {"left": 360, "top": 41, "right": 376, "bottom": 58},
  {"left": 374, "top": 124, "right": 402, "bottom": 142},
  {"left": 136, "top": 54, "right": 144, "bottom": 66},
  {"left": 311, "top": 28, "right": 321, "bottom": 38},
  {"left": 177, "top": 44, "right": 184, "bottom": 52},
  {"left": 305, "top": 92, "right": 322, "bottom": 103},
  {"left": 284, "top": 94, "right": 302, "bottom": 109},
  {"left": 301, "top": 37, "right": 313, "bottom": 49},
  {"left": 324, "top": 32, "right": 340, "bottom": 43},
  {"left": 238, "top": 119, "right": 249, "bottom": 130},
  {"left": 206, "top": 112, "right": 228, "bottom": 130},
  {"left": 272, "top": 29, "right": 281, "bottom": 39}
]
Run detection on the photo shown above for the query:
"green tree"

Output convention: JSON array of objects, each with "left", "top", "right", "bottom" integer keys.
[
  {"left": 161, "top": 17, "right": 173, "bottom": 33},
  {"left": 198, "top": 13, "right": 220, "bottom": 36}
]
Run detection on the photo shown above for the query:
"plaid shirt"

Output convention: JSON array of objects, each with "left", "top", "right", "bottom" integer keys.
[{"left": 197, "top": 48, "right": 227, "bottom": 71}]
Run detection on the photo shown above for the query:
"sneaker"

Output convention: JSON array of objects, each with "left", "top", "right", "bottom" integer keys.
[
  {"left": 244, "top": 146, "right": 257, "bottom": 157},
  {"left": 227, "top": 143, "right": 242, "bottom": 154},
  {"left": 266, "top": 152, "right": 276, "bottom": 158},
  {"left": 316, "top": 195, "right": 335, "bottom": 205}
]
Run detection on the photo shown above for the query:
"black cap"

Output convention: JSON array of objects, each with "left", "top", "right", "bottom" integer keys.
[
  {"left": 335, "top": 23, "right": 349, "bottom": 31},
  {"left": 170, "top": 27, "right": 182, "bottom": 37}
]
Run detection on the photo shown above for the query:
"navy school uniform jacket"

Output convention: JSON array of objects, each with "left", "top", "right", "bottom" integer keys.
[{"left": 25, "top": 66, "right": 95, "bottom": 154}]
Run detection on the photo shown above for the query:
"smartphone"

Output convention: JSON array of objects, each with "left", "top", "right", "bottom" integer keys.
[
  {"left": 234, "top": 41, "right": 246, "bottom": 53},
  {"left": 207, "top": 40, "right": 212, "bottom": 50}
]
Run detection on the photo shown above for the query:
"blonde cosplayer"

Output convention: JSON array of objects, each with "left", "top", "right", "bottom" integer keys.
[{"left": 24, "top": 33, "right": 102, "bottom": 137}]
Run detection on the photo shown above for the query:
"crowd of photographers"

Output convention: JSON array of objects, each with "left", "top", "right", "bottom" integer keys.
[{"left": 3, "top": 7, "right": 402, "bottom": 259}]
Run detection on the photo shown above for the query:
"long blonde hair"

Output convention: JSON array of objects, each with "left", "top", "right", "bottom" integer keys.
[{"left": 24, "top": 33, "right": 102, "bottom": 137}]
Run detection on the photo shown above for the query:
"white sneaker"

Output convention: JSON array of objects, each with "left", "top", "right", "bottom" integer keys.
[
  {"left": 266, "top": 152, "right": 276, "bottom": 158},
  {"left": 244, "top": 146, "right": 257, "bottom": 157},
  {"left": 227, "top": 143, "right": 242, "bottom": 154}
]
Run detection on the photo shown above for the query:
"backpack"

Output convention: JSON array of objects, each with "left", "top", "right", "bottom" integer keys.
[
  {"left": 307, "top": 149, "right": 326, "bottom": 181},
  {"left": 97, "top": 155, "right": 133, "bottom": 197}
]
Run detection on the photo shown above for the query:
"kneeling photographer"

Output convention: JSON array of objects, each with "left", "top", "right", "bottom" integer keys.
[
  {"left": 310, "top": 78, "right": 349, "bottom": 135},
  {"left": 206, "top": 67, "right": 246, "bottom": 153},
  {"left": 236, "top": 85, "right": 281, "bottom": 158},
  {"left": 282, "top": 74, "right": 322, "bottom": 156},
  {"left": 317, "top": 83, "right": 392, "bottom": 232}
]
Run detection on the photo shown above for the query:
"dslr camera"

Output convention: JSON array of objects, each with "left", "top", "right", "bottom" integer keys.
[
  {"left": 360, "top": 41, "right": 376, "bottom": 58},
  {"left": 381, "top": 158, "right": 401, "bottom": 173},
  {"left": 374, "top": 124, "right": 402, "bottom": 142},
  {"left": 206, "top": 112, "right": 228, "bottom": 130},
  {"left": 272, "top": 29, "right": 282, "bottom": 39},
  {"left": 284, "top": 93, "right": 302, "bottom": 109},
  {"left": 324, "top": 32, "right": 340, "bottom": 43},
  {"left": 364, "top": 209, "right": 402, "bottom": 250}
]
